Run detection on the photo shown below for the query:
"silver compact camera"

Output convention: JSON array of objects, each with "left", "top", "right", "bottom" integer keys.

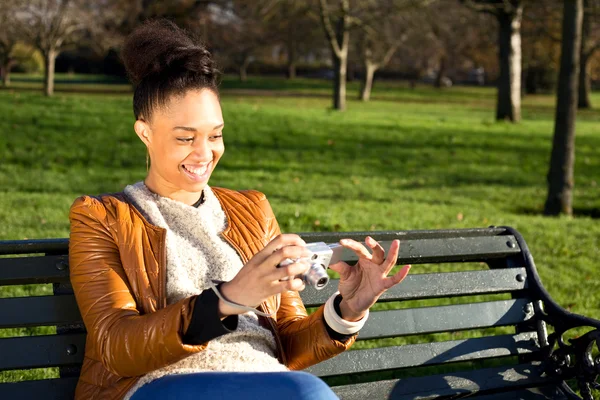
[{"left": 279, "top": 242, "right": 344, "bottom": 290}]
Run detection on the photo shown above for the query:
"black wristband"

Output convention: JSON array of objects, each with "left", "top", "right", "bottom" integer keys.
[
  {"left": 183, "top": 284, "right": 238, "bottom": 345},
  {"left": 324, "top": 294, "right": 357, "bottom": 343}
]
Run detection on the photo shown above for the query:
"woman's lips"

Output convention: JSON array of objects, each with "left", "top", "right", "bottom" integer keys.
[{"left": 181, "top": 161, "right": 212, "bottom": 182}]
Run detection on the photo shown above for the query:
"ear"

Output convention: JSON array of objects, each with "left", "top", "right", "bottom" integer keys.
[{"left": 134, "top": 120, "right": 152, "bottom": 147}]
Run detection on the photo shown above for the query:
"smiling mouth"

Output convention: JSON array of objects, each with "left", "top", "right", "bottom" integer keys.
[{"left": 182, "top": 162, "right": 212, "bottom": 180}]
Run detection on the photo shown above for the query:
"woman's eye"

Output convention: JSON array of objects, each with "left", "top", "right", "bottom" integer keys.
[
  {"left": 211, "top": 134, "right": 223, "bottom": 140},
  {"left": 177, "top": 138, "right": 194, "bottom": 143}
]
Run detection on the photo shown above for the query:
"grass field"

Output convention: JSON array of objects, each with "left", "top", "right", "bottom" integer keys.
[{"left": 1, "top": 75, "right": 599, "bottom": 387}]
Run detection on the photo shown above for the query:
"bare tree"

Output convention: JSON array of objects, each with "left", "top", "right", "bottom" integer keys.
[
  {"left": 208, "top": 0, "right": 279, "bottom": 81},
  {"left": 0, "top": 0, "right": 19, "bottom": 86},
  {"left": 319, "top": 0, "right": 352, "bottom": 111},
  {"left": 354, "top": 1, "right": 420, "bottom": 101},
  {"left": 544, "top": 0, "right": 584, "bottom": 216},
  {"left": 578, "top": 0, "right": 600, "bottom": 108},
  {"left": 18, "top": 0, "right": 89, "bottom": 96},
  {"left": 463, "top": 0, "right": 526, "bottom": 122}
]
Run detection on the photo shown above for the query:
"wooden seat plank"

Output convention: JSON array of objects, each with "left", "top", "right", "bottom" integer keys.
[
  {"left": 307, "top": 332, "right": 539, "bottom": 377},
  {"left": 0, "top": 334, "right": 86, "bottom": 371}
]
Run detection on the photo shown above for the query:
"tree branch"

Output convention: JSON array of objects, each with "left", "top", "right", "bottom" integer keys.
[{"left": 319, "top": 0, "right": 342, "bottom": 56}]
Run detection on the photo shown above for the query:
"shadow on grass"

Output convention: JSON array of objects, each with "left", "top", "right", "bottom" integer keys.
[{"left": 517, "top": 207, "right": 600, "bottom": 219}]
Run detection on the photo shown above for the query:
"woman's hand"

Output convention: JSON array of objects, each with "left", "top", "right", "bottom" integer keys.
[
  {"left": 329, "top": 237, "right": 411, "bottom": 322},
  {"left": 218, "top": 234, "right": 311, "bottom": 317}
]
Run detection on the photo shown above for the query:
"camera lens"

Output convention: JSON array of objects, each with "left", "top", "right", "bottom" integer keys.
[
  {"left": 303, "top": 263, "right": 329, "bottom": 290},
  {"left": 316, "top": 277, "right": 328, "bottom": 288}
]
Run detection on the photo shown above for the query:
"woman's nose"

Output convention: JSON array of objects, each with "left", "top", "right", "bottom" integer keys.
[{"left": 191, "top": 139, "right": 212, "bottom": 159}]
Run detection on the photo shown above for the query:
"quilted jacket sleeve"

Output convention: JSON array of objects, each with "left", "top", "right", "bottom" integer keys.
[
  {"left": 254, "top": 194, "right": 357, "bottom": 370},
  {"left": 69, "top": 196, "right": 206, "bottom": 377}
]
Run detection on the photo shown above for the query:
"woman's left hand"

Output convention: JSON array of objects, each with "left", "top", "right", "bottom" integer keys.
[{"left": 329, "top": 237, "right": 411, "bottom": 322}]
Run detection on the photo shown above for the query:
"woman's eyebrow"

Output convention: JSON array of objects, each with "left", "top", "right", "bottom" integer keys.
[{"left": 173, "top": 123, "right": 224, "bottom": 132}]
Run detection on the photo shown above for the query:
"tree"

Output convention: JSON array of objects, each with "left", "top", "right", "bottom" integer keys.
[
  {"left": 521, "top": 0, "right": 562, "bottom": 95},
  {"left": 319, "top": 0, "right": 352, "bottom": 111},
  {"left": 18, "top": 0, "right": 88, "bottom": 96},
  {"left": 0, "top": 0, "right": 19, "bottom": 86},
  {"left": 463, "top": 0, "right": 526, "bottom": 122},
  {"left": 207, "top": 0, "right": 279, "bottom": 81},
  {"left": 353, "top": 1, "right": 419, "bottom": 101},
  {"left": 578, "top": 0, "right": 600, "bottom": 108},
  {"left": 544, "top": 0, "right": 584, "bottom": 216}
]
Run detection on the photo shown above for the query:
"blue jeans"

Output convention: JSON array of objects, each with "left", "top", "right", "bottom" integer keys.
[{"left": 129, "top": 371, "right": 339, "bottom": 400}]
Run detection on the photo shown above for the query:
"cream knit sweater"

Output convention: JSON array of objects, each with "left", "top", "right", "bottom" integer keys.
[{"left": 122, "top": 182, "right": 287, "bottom": 399}]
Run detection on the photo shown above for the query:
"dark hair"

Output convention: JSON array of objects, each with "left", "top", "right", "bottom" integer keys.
[{"left": 121, "top": 19, "right": 220, "bottom": 121}]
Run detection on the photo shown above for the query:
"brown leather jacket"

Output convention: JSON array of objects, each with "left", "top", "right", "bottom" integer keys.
[{"left": 68, "top": 187, "right": 355, "bottom": 399}]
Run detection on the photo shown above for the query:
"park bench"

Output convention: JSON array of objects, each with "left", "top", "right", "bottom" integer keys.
[{"left": 1, "top": 226, "right": 599, "bottom": 399}]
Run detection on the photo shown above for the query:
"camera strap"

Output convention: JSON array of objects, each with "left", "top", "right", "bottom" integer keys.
[{"left": 208, "top": 280, "right": 276, "bottom": 318}]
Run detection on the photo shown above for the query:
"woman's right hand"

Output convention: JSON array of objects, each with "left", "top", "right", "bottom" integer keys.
[{"left": 218, "top": 234, "right": 311, "bottom": 317}]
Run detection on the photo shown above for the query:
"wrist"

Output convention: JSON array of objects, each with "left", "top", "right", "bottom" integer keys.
[
  {"left": 217, "top": 282, "right": 242, "bottom": 318},
  {"left": 339, "top": 299, "right": 367, "bottom": 322}
]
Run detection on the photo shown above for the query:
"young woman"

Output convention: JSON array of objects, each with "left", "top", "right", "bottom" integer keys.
[{"left": 68, "top": 19, "right": 411, "bottom": 400}]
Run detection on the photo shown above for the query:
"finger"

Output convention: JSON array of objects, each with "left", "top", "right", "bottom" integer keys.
[
  {"left": 328, "top": 261, "right": 351, "bottom": 279},
  {"left": 385, "top": 265, "right": 411, "bottom": 289},
  {"left": 271, "top": 260, "right": 310, "bottom": 281},
  {"left": 340, "top": 238, "right": 372, "bottom": 260},
  {"left": 277, "top": 277, "right": 306, "bottom": 292},
  {"left": 365, "top": 236, "right": 385, "bottom": 264},
  {"left": 382, "top": 240, "right": 401, "bottom": 275},
  {"left": 255, "top": 234, "right": 306, "bottom": 265},
  {"left": 262, "top": 245, "right": 311, "bottom": 272}
]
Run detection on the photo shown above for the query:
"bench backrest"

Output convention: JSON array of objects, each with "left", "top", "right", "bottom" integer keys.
[{"left": 0, "top": 227, "right": 556, "bottom": 399}]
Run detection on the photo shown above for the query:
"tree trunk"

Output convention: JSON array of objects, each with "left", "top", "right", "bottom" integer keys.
[
  {"left": 360, "top": 62, "right": 376, "bottom": 101},
  {"left": 44, "top": 48, "right": 57, "bottom": 96},
  {"left": 544, "top": 0, "right": 583, "bottom": 216},
  {"left": 1, "top": 61, "right": 11, "bottom": 86},
  {"left": 239, "top": 56, "right": 250, "bottom": 82},
  {"left": 287, "top": 60, "right": 296, "bottom": 80},
  {"left": 332, "top": 14, "right": 348, "bottom": 111},
  {"left": 434, "top": 55, "right": 447, "bottom": 88},
  {"left": 578, "top": 0, "right": 591, "bottom": 109},
  {"left": 286, "top": 19, "right": 297, "bottom": 79},
  {"left": 496, "top": 6, "right": 522, "bottom": 122},
  {"left": 333, "top": 51, "right": 347, "bottom": 110},
  {"left": 578, "top": 52, "right": 591, "bottom": 109}
]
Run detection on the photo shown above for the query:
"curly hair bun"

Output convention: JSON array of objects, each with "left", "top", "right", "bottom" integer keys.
[
  {"left": 121, "top": 19, "right": 220, "bottom": 120},
  {"left": 122, "top": 19, "right": 217, "bottom": 86}
]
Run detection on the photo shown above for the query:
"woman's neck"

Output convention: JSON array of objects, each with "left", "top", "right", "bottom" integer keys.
[{"left": 144, "top": 174, "right": 203, "bottom": 206}]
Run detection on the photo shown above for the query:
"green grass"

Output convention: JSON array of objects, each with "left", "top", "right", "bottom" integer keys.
[{"left": 1, "top": 77, "right": 599, "bottom": 389}]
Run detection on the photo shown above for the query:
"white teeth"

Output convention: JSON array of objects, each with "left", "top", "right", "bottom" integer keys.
[{"left": 184, "top": 164, "right": 209, "bottom": 176}]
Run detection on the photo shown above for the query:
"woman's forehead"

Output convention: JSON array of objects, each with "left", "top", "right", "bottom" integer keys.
[{"left": 156, "top": 89, "right": 223, "bottom": 128}]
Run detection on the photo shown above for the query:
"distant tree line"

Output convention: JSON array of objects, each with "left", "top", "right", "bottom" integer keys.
[{"left": 0, "top": 0, "right": 597, "bottom": 216}]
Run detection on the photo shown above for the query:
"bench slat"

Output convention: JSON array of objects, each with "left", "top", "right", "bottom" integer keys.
[
  {"left": 307, "top": 332, "right": 538, "bottom": 377},
  {"left": 0, "top": 334, "right": 85, "bottom": 371},
  {"left": 0, "top": 296, "right": 82, "bottom": 328},
  {"left": 0, "top": 377, "right": 77, "bottom": 400},
  {"left": 358, "top": 298, "right": 533, "bottom": 340},
  {"left": 300, "top": 236, "right": 521, "bottom": 266},
  {"left": 301, "top": 268, "right": 528, "bottom": 307},
  {"left": 0, "top": 235, "right": 520, "bottom": 284},
  {"left": 0, "top": 255, "right": 70, "bottom": 285},
  {"left": 331, "top": 362, "right": 561, "bottom": 400},
  {"left": 468, "top": 387, "right": 569, "bottom": 399}
]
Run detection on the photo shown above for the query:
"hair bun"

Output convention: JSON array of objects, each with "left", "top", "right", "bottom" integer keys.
[{"left": 121, "top": 19, "right": 217, "bottom": 86}]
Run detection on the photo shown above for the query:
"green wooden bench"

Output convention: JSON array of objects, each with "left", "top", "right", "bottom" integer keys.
[{"left": 1, "top": 227, "right": 599, "bottom": 399}]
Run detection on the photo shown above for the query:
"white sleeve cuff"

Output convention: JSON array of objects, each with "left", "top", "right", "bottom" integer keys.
[{"left": 323, "top": 291, "right": 369, "bottom": 335}]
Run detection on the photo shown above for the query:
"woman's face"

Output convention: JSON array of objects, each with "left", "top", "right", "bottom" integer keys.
[{"left": 135, "top": 89, "right": 224, "bottom": 204}]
